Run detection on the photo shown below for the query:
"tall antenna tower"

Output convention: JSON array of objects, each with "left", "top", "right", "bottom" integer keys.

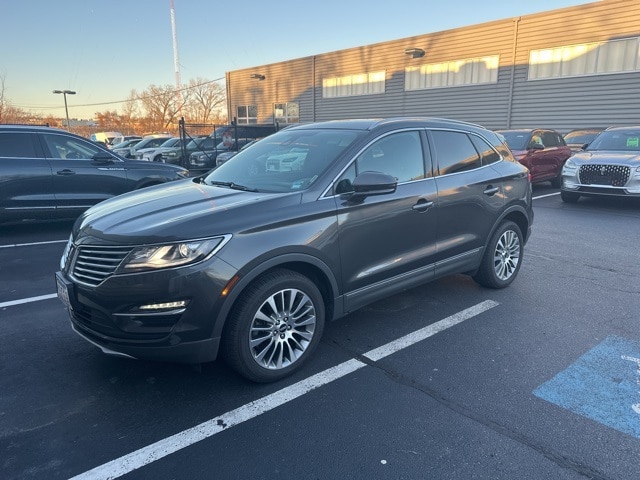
[{"left": 170, "top": 0, "right": 182, "bottom": 111}]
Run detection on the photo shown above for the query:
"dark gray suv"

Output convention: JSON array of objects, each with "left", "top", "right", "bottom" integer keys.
[
  {"left": 0, "top": 125, "right": 190, "bottom": 223},
  {"left": 56, "top": 118, "right": 533, "bottom": 382}
]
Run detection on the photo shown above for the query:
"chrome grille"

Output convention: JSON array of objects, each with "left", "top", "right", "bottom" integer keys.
[
  {"left": 70, "top": 245, "right": 133, "bottom": 287},
  {"left": 579, "top": 164, "right": 630, "bottom": 187}
]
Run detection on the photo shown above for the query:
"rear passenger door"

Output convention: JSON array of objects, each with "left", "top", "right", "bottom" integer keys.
[
  {"left": 429, "top": 129, "right": 505, "bottom": 277},
  {"left": 0, "top": 131, "right": 55, "bottom": 217}
]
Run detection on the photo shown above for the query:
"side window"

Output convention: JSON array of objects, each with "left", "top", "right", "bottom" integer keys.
[
  {"left": 541, "top": 131, "right": 559, "bottom": 147},
  {"left": 470, "top": 135, "right": 500, "bottom": 165},
  {"left": 530, "top": 131, "right": 544, "bottom": 147},
  {"left": 41, "top": 133, "right": 102, "bottom": 160},
  {"left": 0, "top": 132, "right": 39, "bottom": 158},
  {"left": 355, "top": 131, "right": 425, "bottom": 183},
  {"left": 431, "top": 130, "right": 481, "bottom": 175}
]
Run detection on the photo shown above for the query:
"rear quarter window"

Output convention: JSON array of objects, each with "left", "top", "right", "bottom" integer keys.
[
  {"left": 0, "top": 132, "right": 39, "bottom": 158},
  {"left": 431, "top": 130, "right": 481, "bottom": 175}
]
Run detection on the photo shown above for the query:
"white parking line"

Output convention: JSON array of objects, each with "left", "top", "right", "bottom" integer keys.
[
  {"left": 0, "top": 239, "right": 67, "bottom": 249},
  {"left": 69, "top": 300, "right": 498, "bottom": 480},
  {"left": 532, "top": 192, "right": 560, "bottom": 200},
  {"left": 0, "top": 294, "right": 58, "bottom": 309}
]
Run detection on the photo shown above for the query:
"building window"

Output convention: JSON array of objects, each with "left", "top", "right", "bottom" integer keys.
[
  {"left": 236, "top": 105, "right": 258, "bottom": 124},
  {"left": 405, "top": 55, "right": 499, "bottom": 90},
  {"left": 528, "top": 37, "right": 640, "bottom": 80},
  {"left": 274, "top": 102, "right": 299, "bottom": 124},
  {"left": 322, "top": 71, "right": 385, "bottom": 98}
]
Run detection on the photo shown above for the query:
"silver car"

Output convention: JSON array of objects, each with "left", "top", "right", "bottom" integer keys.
[{"left": 561, "top": 126, "right": 640, "bottom": 203}]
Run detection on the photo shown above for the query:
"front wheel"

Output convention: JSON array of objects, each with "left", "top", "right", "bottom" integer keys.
[
  {"left": 473, "top": 221, "right": 523, "bottom": 289},
  {"left": 560, "top": 190, "right": 580, "bottom": 203},
  {"left": 221, "top": 269, "right": 325, "bottom": 383}
]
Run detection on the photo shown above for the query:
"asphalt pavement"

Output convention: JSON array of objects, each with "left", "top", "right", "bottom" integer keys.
[{"left": 1, "top": 185, "right": 640, "bottom": 480}]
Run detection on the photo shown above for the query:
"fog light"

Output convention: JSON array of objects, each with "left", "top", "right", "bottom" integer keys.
[{"left": 139, "top": 300, "right": 187, "bottom": 311}]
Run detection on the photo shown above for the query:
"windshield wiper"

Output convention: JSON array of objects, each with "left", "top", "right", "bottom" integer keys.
[{"left": 207, "top": 180, "right": 259, "bottom": 192}]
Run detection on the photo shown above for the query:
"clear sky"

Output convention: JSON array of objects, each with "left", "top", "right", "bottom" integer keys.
[{"left": 2, "top": 0, "right": 592, "bottom": 119}]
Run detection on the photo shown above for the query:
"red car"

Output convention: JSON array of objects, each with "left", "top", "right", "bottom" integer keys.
[{"left": 496, "top": 129, "right": 572, "bottom": 187}]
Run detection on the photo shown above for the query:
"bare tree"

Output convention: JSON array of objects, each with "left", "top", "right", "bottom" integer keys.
[
  {"left": 137, "top": 84, "right": 189, "bottom": 132},
  {"left": 184, "top": 78, "right": 226, "bottom": 124},
  {"left": 0, "top": 74, "right": 7, "bottom": 123}
]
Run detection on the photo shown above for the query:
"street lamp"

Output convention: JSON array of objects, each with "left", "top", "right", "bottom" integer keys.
[{"left": 52, "top": 89, "right": 76, "bottom": 131}]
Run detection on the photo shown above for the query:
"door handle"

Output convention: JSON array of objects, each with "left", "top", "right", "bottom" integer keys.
[
  {"left": 56, "top": 170, "right": 76, "bottom": 175},
  {"left": 483, "top": 186, "right": 499, "bottom": 196},
  {"left": 412, "top": 200, "right": 434, "bottom": 212}
]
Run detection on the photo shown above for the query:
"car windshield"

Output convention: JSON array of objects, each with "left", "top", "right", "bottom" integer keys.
[
  {"left": 159, "top": 137, "right": 179, "bottom": 148},
  {"left": 564, "top": 131, "right": 601, "bottom": 144},
  {"left": 187, "top": 137, "right": 214, "bottom": 149},
  {"left": 587, "top": 129, "right": 640, "bottom": 151},
  {"left": 497, "top": 131, "right": 530, "bottom": 150},
  {"left": 202, "top": 128, "right": 360, "bottom": 193}
]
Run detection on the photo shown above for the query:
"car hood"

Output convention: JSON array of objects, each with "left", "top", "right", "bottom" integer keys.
[
  {"left": 571, "top": 151, "right": 640, "bottom": 164},
  {"left": 74, "top": 179, "right": 302, "bottom": 244}
]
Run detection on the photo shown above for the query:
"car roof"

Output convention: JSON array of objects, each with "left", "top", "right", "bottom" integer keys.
[
  {"left": 495, "top": 128, "right": 558, "bottom": 133},
  {"left": 0, "top": 124, "right": 66, "bottom": 133},
  {"left": 282, "top": 117, "right": 488, "bottom": 134},
  {"left": 603, "top": 126, "right": 640, "bottom": 131}
]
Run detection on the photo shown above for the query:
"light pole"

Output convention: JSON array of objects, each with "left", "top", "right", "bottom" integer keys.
[{"left": 52, "top": 89, "right": 76, "bottom": 131}]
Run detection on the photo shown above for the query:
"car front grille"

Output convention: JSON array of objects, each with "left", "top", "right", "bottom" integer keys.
[
  {"left": 579, "top": 164, "right": 630, "bottom": 187},
  {"left": 69, "top": 245, "right": 133, "bottom": 287}
]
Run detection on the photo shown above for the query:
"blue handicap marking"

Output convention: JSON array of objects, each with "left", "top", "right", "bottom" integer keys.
[{"left": 533, "top": 335, "right": 640, "bottom": 438}]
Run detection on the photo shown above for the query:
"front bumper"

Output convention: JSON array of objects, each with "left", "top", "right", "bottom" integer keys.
[
  {"left": 56, "top": 255, "right": 238, "bottom": 364},
  {"left": 562, "top": 162, "right": 640, "bottom": 197}
]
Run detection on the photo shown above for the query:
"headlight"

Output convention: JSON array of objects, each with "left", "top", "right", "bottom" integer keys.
[
  {"left": 60, "top": 234, "right": 73, "bottom": 270},
  {"left": 562, "top": 158, "right": 578, "bottom": 173},
  {"left": 119, "top": 236, "right": 231, "bottom": 272}
]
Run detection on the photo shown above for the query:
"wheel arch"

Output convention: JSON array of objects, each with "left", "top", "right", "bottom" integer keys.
[{"left": 213, "top": 253, "right": 340, "bottom": 343}]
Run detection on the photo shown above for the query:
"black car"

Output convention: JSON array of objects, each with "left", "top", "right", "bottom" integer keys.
[
  {"left": 56, "top": 118, "right": 533, "bottom": 382},
  {"left": 188, "top": 138, "right": 257, "bottom": 172},
  {"left": 177, "top": 124, "right": 279, "bottom": 171},
  {"left": 0, "top": 125, "right": 190, "bottom": 223},
  {"left": 160, "top": 136, "right": 217, "bottom": 167}
]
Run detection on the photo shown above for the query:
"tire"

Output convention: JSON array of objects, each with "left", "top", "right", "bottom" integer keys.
[
  {"left": 473, "top": 220, "right": 523, "bottom": 289},
  {"left": 221, "top": 269, "right": 325, "bottom": 383},
  {"left": 560, "top": 190, "right": 580, "bottom": 203},
  {"left": 550, "top": 172, "right": 562, "bottom": 188},
  {"left": 153, "top": 155, "right": 164, "bottom": 162}
]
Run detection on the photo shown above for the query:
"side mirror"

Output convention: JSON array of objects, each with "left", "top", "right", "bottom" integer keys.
[
  {"left": 340, "top": 171, "right": 397, "bottom": 202},
  {"left": 92, "top": 152, "right": 115, "bottom": 164}
]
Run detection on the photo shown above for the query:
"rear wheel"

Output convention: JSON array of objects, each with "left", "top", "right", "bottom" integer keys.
[
  {"left": 560, "top": 190, "right": 580, "bottom": 203},
  {"left": 221, "top": 269, "right": 325, "bottom": 383},
  {"left": 473, "top": 221, "right": 523, "bottom": 289}
]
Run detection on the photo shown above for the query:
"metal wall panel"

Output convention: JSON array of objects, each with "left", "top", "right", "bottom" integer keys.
[{"left": 226, "top": 0, "right": 640, "bottom": 130}]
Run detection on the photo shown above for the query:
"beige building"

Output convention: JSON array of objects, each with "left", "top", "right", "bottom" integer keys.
[{"left": 225, "top": 0, "right": 640, "bottom": 131}]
